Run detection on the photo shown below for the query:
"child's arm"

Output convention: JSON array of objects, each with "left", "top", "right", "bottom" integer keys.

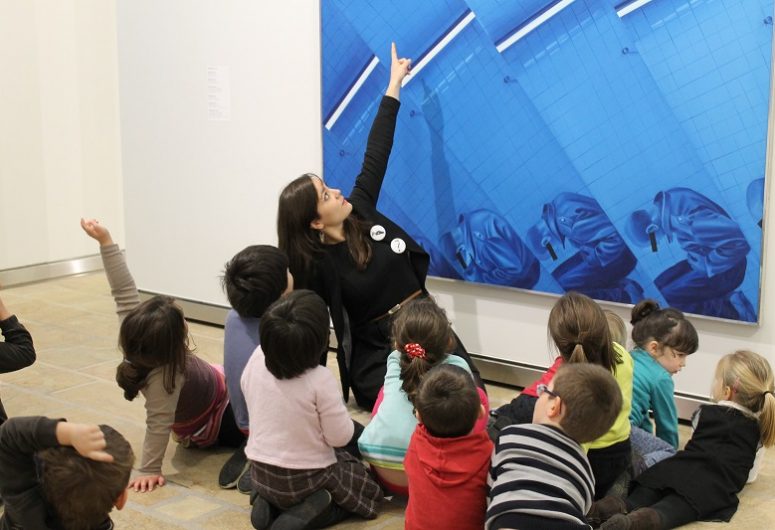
[
  {"left": 317, "top": 370, "right": 355, "bottom": 448},
  {"left": 0, "top": 417, "right": 111, "bottom": 528},
  {"left": 651, "top": 376, "right": 679, "bottom": 449},
  {"left": 0, "top": 293, "right": 36, "bottom": 374},
  {"left": 80, "top": 218, "right": 141, "bottom": 321},
  {"left": 131, "top": 369, "right": 184, "bottom": 492}
]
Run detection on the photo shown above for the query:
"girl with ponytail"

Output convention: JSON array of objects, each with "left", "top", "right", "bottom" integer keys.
[
  {"left": 593, "top": 350, "right": 775, "bottom": 529},
  {"left": 81, "top": 219, "right": 241, "bottom": 493},
  {"left": 491, "top": 292, "right": 633, "bottom": 499},
  {"left": 357, "top": 297, "right": 489, "bottom": 495}
]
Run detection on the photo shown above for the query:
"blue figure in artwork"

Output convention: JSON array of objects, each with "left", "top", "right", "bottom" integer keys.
[
  {"left": 415, "top": 235, "right": 462, "bottom": 280},
  {"left": 439, "top": 209, "right": 540, "bottom": 288},
  {"left": 527, "top": 192, "right": 644, "bottom": 303},
  {"left": 628, "top": 187, "right": 756, "bottom": 322},
  {"left": 747, "top": 178, "right": 765, "bottom": 228}
]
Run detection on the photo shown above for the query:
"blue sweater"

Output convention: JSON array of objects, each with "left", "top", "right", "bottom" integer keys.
[
  {"left": 223, "top": 309, "right": 260, "bottom": 432},
  {"left": 629, "top": 347, "right": 678, "bottom": 448}
]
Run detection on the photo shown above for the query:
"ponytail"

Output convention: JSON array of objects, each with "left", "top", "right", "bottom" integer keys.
[
  {"left": 400, "top": 353, "right": 432, "bottom": 404},
  {"left": 568, "top": 343, "right": 588, "bottom": 364},
  {"left": 116, "top": 361, "right": 151, "bottom": 401},
  {"left": 759, "top": 391, "right": 775, "bottom": 447}
]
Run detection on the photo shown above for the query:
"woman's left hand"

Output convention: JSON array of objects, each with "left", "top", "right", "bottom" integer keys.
[{"left": 387, "top": 42, "right": 412, "bottom": 99}]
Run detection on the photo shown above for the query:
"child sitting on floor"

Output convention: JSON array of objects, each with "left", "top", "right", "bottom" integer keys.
[
  {"left": 0, "top": 416, "right": 134, "bottom": 529},
  {"left": 593, "top": 350, "right": 775, "bottom": 529},
  {"left": 487, "top": 363, "right": 622, "bottom": 530},
  {"left": 628, "top": 299, "right": 698, "bottom": 474},
  {"left": 242, "top": 290, "right": 382, "bottom": 529},
  {"left": 404, "top": 364, "right": 493, "bottom": 530},
  {"left": 82, "top": 218, "right": 243, "bottom": 493},
  {"left": 357, "top": 297, "right": 489, "bottom": 495},
  {"left": 218, "top": 245, "right": 293, "bottom": 492}
]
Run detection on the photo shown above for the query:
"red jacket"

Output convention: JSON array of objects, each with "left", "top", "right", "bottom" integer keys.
[{"left": 404, "top": 424, "right": 493, "bottom": 530}]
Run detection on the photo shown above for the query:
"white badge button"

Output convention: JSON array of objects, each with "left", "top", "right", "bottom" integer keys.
[
  {"left": 369, "top": 225, "right": 387, "bottom": 241},
  {"left": 370, "top": 225, "right": 386, "bottom": 241},
  {"left": 390, "top": 238, "right": 406, "bottom": 254}
]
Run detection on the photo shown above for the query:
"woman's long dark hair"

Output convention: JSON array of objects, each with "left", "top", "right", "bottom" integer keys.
[
  {"left": 277, "top": 174, "right": 372, "bottom": 287},
  {"left": 116, "top": 295, "right": 189, "bottom": 400}
]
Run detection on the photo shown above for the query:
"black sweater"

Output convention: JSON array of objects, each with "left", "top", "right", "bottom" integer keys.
[
  {"left": 0, "top": 315, "right": 36, "bottom": 424},
  {"left": 308, "top": 96, "right": 431, "bottom": 400}
]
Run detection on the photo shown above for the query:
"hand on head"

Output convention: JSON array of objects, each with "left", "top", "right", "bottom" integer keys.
[
  {"left": 56, "top": 422, "right": 114, "bottom": 463},
  {"left": 80, "top": 218, "right": 114, "bottom": 246}
]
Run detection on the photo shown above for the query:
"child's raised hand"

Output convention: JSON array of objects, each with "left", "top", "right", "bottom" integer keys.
[
  {"left": 129, "top": 474, "right": 166, "bottom": 493},
  {"left": 80, "top": 218, "right": 114, "bottom": 246},
  {"left": 56, "top": 422, "right": 114, "bottom": 463}
]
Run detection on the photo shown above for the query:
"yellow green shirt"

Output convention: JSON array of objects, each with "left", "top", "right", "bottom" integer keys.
[{"left": 584, "top": 342, "right": 633, "bottom": 451}]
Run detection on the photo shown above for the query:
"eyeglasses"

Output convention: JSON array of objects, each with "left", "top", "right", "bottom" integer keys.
[{"left": 536, "top": 384, "right": 560, "bottom": 399}]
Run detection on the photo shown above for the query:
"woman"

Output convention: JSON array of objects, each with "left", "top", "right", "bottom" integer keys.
[{"left": 278, "top": 43, "right": 483, "bottom": 409}]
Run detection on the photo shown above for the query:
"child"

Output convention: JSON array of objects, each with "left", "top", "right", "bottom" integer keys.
[
  {"left": 242, "top": 290, "right": 382, "bottom": 529},
  {"left": 0, "top": 416, "right": 134, "bottom": 529},
  {"left": 404, "top": 364, "right": 492, "bottom": 530},
  {"left": 218, "top": 245, "right": 293, "bottom": 491},
  {"left": 487, "top": 364, "right": 622, "bottom": 529},
  {"left": 357, "top": 297, "right": 489, "bottom": 495},
  {"left": 491, "top": 302, "right": 625, "bottom": 428},
  {"left": 493, "top": 292, "right": 632, "bottom": 499},
  {"left": 81, "top": 218, "right": 241, "bottom": 493},
  {"left": 594, "top": 350, "right": 775, "bottom": 529},
  {"left": 628, "top": 300, "right": 698, "bottom": 473},
  {"left": 0, "top": 290, "right": 36, "bottom": 425}
]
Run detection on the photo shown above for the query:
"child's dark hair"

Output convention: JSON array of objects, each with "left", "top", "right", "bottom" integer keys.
[
  {"left": 39, "top": 425, "right": 135, "bottom": 530},
  {"left": 631, "top": 299, "right": 698, "bottom": 354},
  {"left": 222, "top": 245, "right": 289, "bottom": 318},
  {"left": 414, "top": 364, "right": 480, "bottom": 438},
  {"left": 551, "top": 364, "right": 622, "bottom": 443},
  {"left": 260, "top": 289, "right": 329, "bottom": 379},
  {"left": 392, "top": 297, "right": 454, "bottom": 403},
  {"left": 548, "top": 292, "right": 616, "bottom": 372},
  {"left": 116, "top": 295, "right": 189, "bottom": 401}
]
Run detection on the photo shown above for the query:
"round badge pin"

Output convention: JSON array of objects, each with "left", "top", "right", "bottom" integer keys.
[
  {"left": 370, "top": 224, "right": 386, "bottom": 241},
  {"left": 390, "top": 238, "right": 406, "bottom": 254}
]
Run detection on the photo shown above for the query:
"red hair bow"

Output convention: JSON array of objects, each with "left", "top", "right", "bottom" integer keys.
[{"left": 404, "top": 343, "right": 426, "bottom": 359}]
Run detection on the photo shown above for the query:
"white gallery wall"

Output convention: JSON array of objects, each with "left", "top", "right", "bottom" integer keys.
[
  {"left": 105, "top": 0, "right": 775, "bottom": 397},
  {"left": 0, "top": 0, "right": 125, "bottom": 270}
]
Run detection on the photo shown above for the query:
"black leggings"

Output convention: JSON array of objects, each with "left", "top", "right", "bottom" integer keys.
[
  {"left": 587, "top": 438, "right": 631, "bottom": 500},
  {"left": 627, "top": 485, "right": 698, "bottom": 529},
  {"left": 217, "top": 403, "right": 247, "bottom": 448}
]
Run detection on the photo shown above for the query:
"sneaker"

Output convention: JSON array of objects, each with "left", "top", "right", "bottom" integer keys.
[
  {"left": 251, "top": 493, "right": 276, "bottom": 530},
  {"left": 237, "top": 467, "right": 253, "bottom": 495},
  {"left": 270, "top": 489, "right": 333, "bottom": 530},
  {"left": 218, "top": 441, "right": 249, "bottom": 489}
]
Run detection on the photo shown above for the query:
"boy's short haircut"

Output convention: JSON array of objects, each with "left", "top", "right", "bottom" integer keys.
[
  {"left": 551, "top": 363, "right": 622, "bottom": 443},
  {"left": 414, "top": 364, "right": 480, "bottom": 438},
  {"left": 260, "top": 290, "right": 329, "bottom": 379},
  {"left": 604, "top": 310, "right": 627, "bottom": 347},
  {"left": 223, "top": 245, "right": 289, "bottom": 318},
  {"left": 39, "top": 425, "right": 134, "bottom": 530}
]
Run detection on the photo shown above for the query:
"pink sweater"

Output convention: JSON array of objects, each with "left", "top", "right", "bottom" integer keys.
[{"left": 241, "top": 346, "right": 354, "bottom": 469}]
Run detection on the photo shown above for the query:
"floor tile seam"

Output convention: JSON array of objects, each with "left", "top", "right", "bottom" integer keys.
[
  {"left": 129, "top": 485, "right": 249, "bottom": 525},
  {"left": 0, "top": 382, "right": 145, "bottom": 426}
]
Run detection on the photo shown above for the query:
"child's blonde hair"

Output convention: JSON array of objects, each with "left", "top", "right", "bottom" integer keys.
[
  {"left": 715, "top": 350, "right": 775, "bottom": 447},
  {"left": 604, "top": 310, "right": 627, "bottom": 347}
]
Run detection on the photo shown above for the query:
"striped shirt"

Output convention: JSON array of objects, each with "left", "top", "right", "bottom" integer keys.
[{"left": 486, "top": 423, "right": 594, "bottom": 529}]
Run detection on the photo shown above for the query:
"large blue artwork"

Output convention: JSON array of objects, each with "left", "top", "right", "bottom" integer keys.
[{"left": 321, "top": 0, "right": 772, "bottom": 323}]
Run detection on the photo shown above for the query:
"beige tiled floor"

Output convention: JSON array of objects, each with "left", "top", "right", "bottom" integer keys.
[{"left": 1, "top": 272, "right": 774, "bottom": 528}]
